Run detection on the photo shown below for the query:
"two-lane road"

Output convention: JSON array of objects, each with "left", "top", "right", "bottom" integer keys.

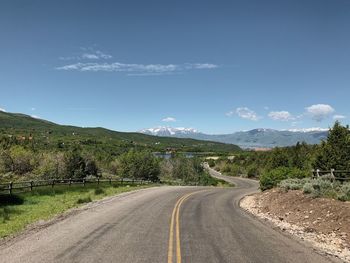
[{"left": 0, "top": 171, "right": 336, "bottom": 262}]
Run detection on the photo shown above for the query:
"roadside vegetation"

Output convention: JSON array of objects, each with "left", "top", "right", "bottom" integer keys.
[
  {"left": 211, "top": 121, "right": 350, "bottom": 201},
  {"left": 0, "top": 112, "right": 234, "bottom": 239},
  {"left": 0, "top": 183, "right": 153, "bottom": 238}
]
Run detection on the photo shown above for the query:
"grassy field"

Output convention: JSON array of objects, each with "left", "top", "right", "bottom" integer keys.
[{"left": 0, "top": 183, "right": 155, "bottom": 238}]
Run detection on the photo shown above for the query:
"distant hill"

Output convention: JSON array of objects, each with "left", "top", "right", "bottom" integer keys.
[
  {"left": 140, "top": 127, "right": 329, "bottom": 148},
  {"left": 0, "top": 111, "right": 241, "bottom": 153}
]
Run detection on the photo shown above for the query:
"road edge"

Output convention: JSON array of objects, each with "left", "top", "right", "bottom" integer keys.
[{"left": 0, "top": 185, "right": 161, "bottom": 248}]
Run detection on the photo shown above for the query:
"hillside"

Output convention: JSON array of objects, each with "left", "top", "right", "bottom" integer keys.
[{"left": 0, "top": 111, "right": 241, "bottom": 153}]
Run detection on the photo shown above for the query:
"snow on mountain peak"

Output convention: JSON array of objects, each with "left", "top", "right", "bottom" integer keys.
[{"left": 139, "top": 126, "right": 199, "bottom": 136}]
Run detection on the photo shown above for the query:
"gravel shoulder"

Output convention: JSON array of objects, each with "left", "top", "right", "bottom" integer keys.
[{"left": 241, "top": 189, "right": 350, "bottom": 262}]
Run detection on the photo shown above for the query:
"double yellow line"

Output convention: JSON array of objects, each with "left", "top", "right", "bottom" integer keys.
[{"left": 167, "top": 191, "right": 205, "bottom": 263}]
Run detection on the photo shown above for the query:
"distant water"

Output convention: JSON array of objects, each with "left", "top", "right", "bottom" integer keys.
[{"left": 153, "top": 152, "right": 195, "bottom": 159}]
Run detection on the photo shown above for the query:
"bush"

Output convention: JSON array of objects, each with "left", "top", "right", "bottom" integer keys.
[
  {"left": 0, "top": 146, "right": 35, "bottom": 175},
  {"left": 207, "top": 159, "right": 215, "bottom": 167},
  {"left": 279, "top": 177, "right": 348, "bottom": 200},
  {"left": 337, "top": 182, "right": 350, "bottom": 201},
  {"left": 247, "top": 165, "right": 259, "bottom": 178},
  {"left": 303, "top": 182, "right": 313, "bottom": 194},
  {"left": 94, "top": 188, "right": 105, "bottom": 195},
  {"left": 117, "top": 150, "right": 160, "bottom": 182},
  {"left": 260, "top": 167, "right": 310, "bottom": 191},
  {"left": 76, "top": 196, "right": 92, "bottom": 204},
  {"left": 279, "top": 178, "right": 306, "bottom": 191}
]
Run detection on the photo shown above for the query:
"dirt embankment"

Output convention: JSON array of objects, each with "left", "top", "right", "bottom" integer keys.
[{"left": 241, "top": 189, "right": 350, "bottom": 262}]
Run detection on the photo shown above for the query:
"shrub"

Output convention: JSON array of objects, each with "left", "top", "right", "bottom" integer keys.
[
  {"left": 247, "top": 165, "right": 259, "bottom": 178},
  {"left": 207, "top": 159, "right": 215, "bottom": 168},
  {"left": 76, "top": 196, "right": 92, "bottom": 204},
  {"left": 117, "top": 150, "right": 160, "bottom": 181},
  {"left": 94, "top": 188, "right": 105, "bottom": 195},
  {"left": 338, "top": 182, "right": 350, "bottom": 201},
  {"left": 303, "top": 182, "right": 313, "bottom": 194},
  {"left": 260, "top": 167, "right": 310, "bottom": 191},
  {"left": 279, "top": 178, "right": 304, "bottom": 191}
]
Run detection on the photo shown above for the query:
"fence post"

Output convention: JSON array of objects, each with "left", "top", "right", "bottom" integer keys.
[
  {"left": 52, "top": 179, "right": 55, "bottom": 188},
  {"left": 97, "top": 178, "right": 100, "bottom": 185},
  {"left": 9, "top": 182, "right": 13, "bottom": 195},
  {"left": 83, "top": 179, "right": 86, "bottom": 187},
  {"left": 316, "top": 169, "right": 320, "bottom": 178},
  {"left": 69, "top": 178, "right": 72, "bottom": 186},
  {"left": 121, "top": 178, "right": 123, "bottom": 185},
  {"left": 30, "top": 181, "right": 33, "bottom": 191},
  {"left": 109, "top": 177, "right": 112, "bottom": 185},
  {"left": 331, "top": 169, "right": 335, "bottom": 182}
]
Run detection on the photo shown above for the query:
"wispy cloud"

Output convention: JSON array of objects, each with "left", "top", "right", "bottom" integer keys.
[
  {"left": 162, "top": 117, "right": 177, "bottom": 122},
  {"left": 227, "top": 107, "right": 260, "bottom": 121},
  {"left": 56, "top": 62, "right": 218, "bottom": 75},
  {"left": 268, "top": 111, "right": 295, "bottom": 121},
  {"left": 333, "top": 114, "right": 346, "bottom": 120},
  {"left": 59, "top": 48, "right": 112, "bottom": 61},
  {"left": 305, "top": 104, "right": 335, "bottom": 122},
  {"left": 81, "top": 50, "right": 112, "bottom": 60}
]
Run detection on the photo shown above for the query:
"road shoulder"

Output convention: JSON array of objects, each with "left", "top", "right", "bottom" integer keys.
[
  {"left": 0, "top": 186, "right": 161, "bottom": 248},
  {"left": 241, "top": 189, "right": 350, "bottom": 262}
]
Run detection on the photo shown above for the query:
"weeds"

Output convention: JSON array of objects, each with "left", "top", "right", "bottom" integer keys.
[
  {"left": 278, "top": 178, "right": 350, "bottom": 201},
  {"left": 76, "top": 196, "right": 92, "bottom": 204}
]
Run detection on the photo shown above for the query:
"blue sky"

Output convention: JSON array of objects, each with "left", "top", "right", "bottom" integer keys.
[{"left": 0, "top": 0, "right": 349, "bottom": 134}]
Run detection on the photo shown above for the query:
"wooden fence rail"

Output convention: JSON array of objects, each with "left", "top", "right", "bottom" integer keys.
[
  {"left": 312, "top": 169, "right": 350, "bottom": 181},
  {"left": 0, "top": 178, "right": 151, "bottom": 195}
]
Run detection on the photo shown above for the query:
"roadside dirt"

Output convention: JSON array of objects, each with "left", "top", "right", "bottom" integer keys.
[{"left": 241, "top": 189, "right": 350, "bottom": 262}]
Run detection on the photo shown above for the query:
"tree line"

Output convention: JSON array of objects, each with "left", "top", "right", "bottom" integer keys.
[
  {"left": 0, "top": 137, "right": 219, "bottom": 186},
  {"left": 212, "top": 121, "right": 350, "bottom": 190}
]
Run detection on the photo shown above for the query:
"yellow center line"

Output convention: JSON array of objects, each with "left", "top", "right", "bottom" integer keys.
[{"left": 168, "top": 190, "right": 207, "bottom": 263}]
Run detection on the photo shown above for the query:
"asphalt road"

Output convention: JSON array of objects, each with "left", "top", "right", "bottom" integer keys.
[{"left": 0, "top": 169, "right": 336, "bottom": 263}]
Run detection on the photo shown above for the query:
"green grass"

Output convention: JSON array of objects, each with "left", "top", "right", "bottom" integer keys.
[{"left": 0, "top": 183, "right": 154, "bottom": 238}]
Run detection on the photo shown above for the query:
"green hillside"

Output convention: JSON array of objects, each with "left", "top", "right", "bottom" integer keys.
[{"left": 0, "top": 111, "right": 240, "bottom": 153}]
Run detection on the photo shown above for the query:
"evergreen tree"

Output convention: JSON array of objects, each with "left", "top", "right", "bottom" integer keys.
[{"left": 314, "top": 121, "right": 350, "bottom": 177}]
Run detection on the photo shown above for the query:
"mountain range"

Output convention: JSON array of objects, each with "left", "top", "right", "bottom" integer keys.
[
  {"left": 0, "top": 111, "right": 241, "bottom": 153},
  {"left": 139, "top": 127, "right": 329, "bottom": 148}
]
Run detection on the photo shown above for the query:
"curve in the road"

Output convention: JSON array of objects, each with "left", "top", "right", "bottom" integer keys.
[{"left": 0, "top": 170, "right": 340, "bottom": 263}]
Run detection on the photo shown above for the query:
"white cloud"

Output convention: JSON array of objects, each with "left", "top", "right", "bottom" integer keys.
[
  {"left": 81, "top": 53, "right": 99, "bottom": 59},
  {"left": 228, "top": 107, "right": 260, "bottom": 121},
  {"left": 95, "top": 50, "right": 112, "bottom": 59},
  {"left": 31, "top": 107, "right": 36, "bottom": 111},
  {"left": 81, "top": 50, "right": 112, "bottom": 60},
  {"left": 56, "top": 62, "right": 218, "bottom": 75},
  {"left": 305, "top": 104, "right": 335, "bottom": 122},
  {"left": 59, "top": 48, "right": 112, "bottom": 61},
  {"left": 333, "top": 114, "right": 346, "bottom": 120},
  {"left": 268, "top": 111, "right": 295, "bottom": 121},
  {"left": 162, "top": 117, "right": 177, "bottom": 122},
  {"left": 0, "top": 107, "right": 6, "bottom": 112},
  {"left": 31, "top": 115, "right": 40, "bottom": 119},
  {"left": 187, "top": 63, "right": 218, "bottom": 69},
  {"left": 287, "top": 127, "right": 329, "bottom": 132}
]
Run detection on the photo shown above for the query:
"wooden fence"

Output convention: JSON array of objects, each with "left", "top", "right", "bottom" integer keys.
[
  {"left": 312, "top": 169, "right": 350, "bottom": 181},
  {"left": 0, "top": 177, "right": 151, "bottom": 195}
]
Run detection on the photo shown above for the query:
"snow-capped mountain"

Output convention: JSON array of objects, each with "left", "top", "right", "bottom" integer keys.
[
  {"left": 138, "top": 127, "right": 329, "bottom": 148},
  {"left": 139, "top": 127, "right": 199, "bottom": 136}
]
